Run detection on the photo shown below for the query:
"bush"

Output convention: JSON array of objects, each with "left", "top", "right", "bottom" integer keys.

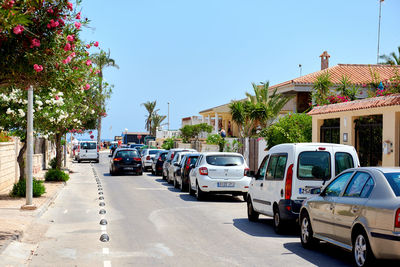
[
  {"left": 206, "top": 134, "right": 226, "bottom": 152},
  {"left": 10, "top": 178, "right": 46, "bottom": 198},
  {"left": 49, "top": 157, "right": 57, "bottom": 169},
  {"left": 45, "top": 169, "right": 70, "bottom": 182},
  {"left": 260, "top": 113, "right": 312, "bottom": 149},
  {"left": 162, "top": 137, "right": 175, "bottom": 150}
]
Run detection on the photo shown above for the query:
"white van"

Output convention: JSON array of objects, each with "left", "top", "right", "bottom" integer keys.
[
  {"left": 247, "top": 143, "right": 359, "bottom": 233},
  {"left": 76, "top": 141, "right": 99, "bottom": 163}
]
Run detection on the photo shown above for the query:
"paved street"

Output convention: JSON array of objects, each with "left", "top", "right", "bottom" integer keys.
[{"left": 25, "top": 152, "right": 357, "bottom": 266}]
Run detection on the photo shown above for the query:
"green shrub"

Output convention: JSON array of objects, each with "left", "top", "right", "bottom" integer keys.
[
  {"left": 10, "top": 178, "right": 46, "bottom": 197},
  {"left": 162, "top": 137, "right": 175, "bottom": 150},
  {"left": 49, "top": 157, "right": 57, "bottom": 169},
  {"left": 260, "top": 113, "right": 312, "bottom": 149},
  {"left": 45, "top": 169, "right": 70, "bottom": 182},
  {"left": 206, "top": 134, "right": 226, "bottom": 152}
]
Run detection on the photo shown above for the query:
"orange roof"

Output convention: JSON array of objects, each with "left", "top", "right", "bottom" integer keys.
[
  {"left": 270, "top": 64, "right": 400, "bottom": 90},
  {"left": 308, "top": 94, "right": 400, "bottom": 115}
]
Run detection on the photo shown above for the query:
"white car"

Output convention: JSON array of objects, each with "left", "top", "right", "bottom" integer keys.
[
  {"left": 76, "top": 141, "right": 99, "bottom": 163},
  {"left": 246, "top": 143, "right": 360, "bottom": 234},
  {"left": 188, "top": 152, "right": 251, "bottom": 201},
  {"left": 141, "top": 149, "right": 163, "bottom": 171}
]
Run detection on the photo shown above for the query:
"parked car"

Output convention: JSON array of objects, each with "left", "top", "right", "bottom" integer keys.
[
  {"left": 130, "top": 143, "right": 144, "bottom": 150},
  {"left": 176, "top": 153, "right": 200, "bottom": 192},
  {"left": 76, "top": 141, "right": 99, "bottom": 163},
  {"left": 151, "top": 151, "right": 168, "bottom": 176},
  {"left": 299, "top": 167, "right": 400, "bottom": 267},
  {"left": 109, "top": 148, "right": 142, "bottom": 176},
  {"left": 141, "top": 149, "right": 164, "bottom": 171},
  {"left": 162, "top": 148, "right": 197, "bottom": 180},
  {"left": 168, "top": 151, "right": 193, "bottom": 184},
  {"left": 246, "top": 143, "right": 360, "bottom": 233},
  {"left": 188, "top": 152, "right": 251, "bottom": 201}
]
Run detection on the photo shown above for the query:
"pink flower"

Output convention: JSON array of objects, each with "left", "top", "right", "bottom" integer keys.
[
  {"left": 33, "top": 64, "right": 43, "bottom": 72},
  {"left": 67, "top": 35, "right": 74, "bottom": 42},
  {"left": 30, "top": 38, "right": 40, "bottom": 48},
  {"left": 94, "top": 41, "right": 99, "bottom": 47},
  {"left": 70, "top": 52, "right": 76, "bottom": 58},
  {"left": 95, "top": 70, "right": 100, "bottom": 74},
  {"left": 58, "top": 18, "right": 65, "bottom": 26},
  {"left": 73, "top": 66, "right": 79, "bottom": 70},
  {"left": 55, "top": 95, "right": 59, "bottom": 100},
  {"left": 62, "top": 56, "right": 72, "bottom": 64},
  {"left": 76, "top": 12, "right": 81, "bottom": 19},
  {"left": 55, "top": 63, "right": 59, "bottom": 68},
  {"left": 64, "top": 43, "right": 71, "bottom": 51},
  {"left": 86, "top": 59, "right": 92, "bottom": 66},
  {"left": 13, "top": 25, "right": 24, "bottom": 35},
  {"left": 67, "top": 2, "right": 73, "bottom": 11},
  {"left": 84, "top": 84, "right": 91, "bottom": 90},
  {"left": 75, "top": 22, "right": 81, "bottom": 29},
  {"left": 47, "top": 7, "right": 54, "bottom": 14},
  {"left": 86, "top": 44, "right": 91, "bottom": 49}
]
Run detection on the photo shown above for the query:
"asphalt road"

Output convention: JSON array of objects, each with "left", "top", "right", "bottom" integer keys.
[{"left": 27, "top": 152, "right": 361, "bottom": 266}]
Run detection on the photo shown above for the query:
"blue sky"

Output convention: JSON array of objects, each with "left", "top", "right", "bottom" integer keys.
[{"left": 79, "top": 0, "right": 400, "bottom": 140}]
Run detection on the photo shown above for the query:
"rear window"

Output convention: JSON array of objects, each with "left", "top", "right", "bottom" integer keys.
[
  {"left": 80, "top": 142, "right": 97, "bottom": 149},
  {"left": 335, "top": 152, "right": 354, "bottom": 175},
  {"left": 384, "top": 173, "right": 400, "bottom": 196},
  {"left": 298, "top": 151, "right": 331, "bottom": 180},
  {"left": 188, "top": 156, "right": 198, "bottom": 165},
  {"left": 149, "top": 150, "right": 161, "bottom": 155},
  {"left": 206, "top": 155, "right": 244, "bottom": 166},
  {"left": 116, "top": 150, "right": 138, "bottom": 158}
]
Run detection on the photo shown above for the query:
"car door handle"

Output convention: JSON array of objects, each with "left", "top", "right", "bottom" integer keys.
[{"left": 280, "top": 189, "right": 284, "bottom": 197}]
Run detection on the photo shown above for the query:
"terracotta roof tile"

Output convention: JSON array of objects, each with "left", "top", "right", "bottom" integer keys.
[
  {"left": 308, "top": 93, "right": 400, "bottom": 115},
  {"left": 270, "top": 64, "right": 400, "bottom": 90}
]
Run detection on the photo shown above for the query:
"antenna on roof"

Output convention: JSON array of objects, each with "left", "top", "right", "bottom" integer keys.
[
  {"left": 298, "top": 64, "right": 302, "bottom": 77},
  {"left": 377, "top": 0, "right": 384, "bottom": 64}
]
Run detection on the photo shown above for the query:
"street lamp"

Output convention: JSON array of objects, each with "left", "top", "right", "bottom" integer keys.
[{"left": 167, "top": 102, "right": 170, "bottom": 131}]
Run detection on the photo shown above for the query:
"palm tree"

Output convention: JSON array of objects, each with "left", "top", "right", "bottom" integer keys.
[
  {"left": 150, "top": 113, "right": 167, "bottom": 136},
  {"left": 90, "top": 49, "right": 119, "bottom": 144},
  {"left": 229, "top": 101, "right": 245, "bottom": 137},
  {"left": 380, "top": 46, "right": 400, "bottom": 65},
  {"left": 312, "top": 71, "right": 332, "bottom": 106},
  {"left": 141, "top": 100, "right": 158, "bottom": 133}
]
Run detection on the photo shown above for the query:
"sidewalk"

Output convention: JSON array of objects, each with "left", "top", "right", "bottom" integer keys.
[{"left": 0, "top": 159, "right": 73, "bottom": 255}]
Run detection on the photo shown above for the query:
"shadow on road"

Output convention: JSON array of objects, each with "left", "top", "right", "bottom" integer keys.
[
  {"left": 233, "top": 218, "right": 298, "bottom": 237},
  {"left": 178, "top": 193, "right": 244, "bottom": 203}
]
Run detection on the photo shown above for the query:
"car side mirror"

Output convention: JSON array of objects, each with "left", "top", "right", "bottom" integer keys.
[{"left": 310, "top": 188, "right": 321, "bottom": 195}]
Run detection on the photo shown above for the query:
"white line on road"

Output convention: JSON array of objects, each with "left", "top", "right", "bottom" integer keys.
[
  {"left": 101, "top": 225, "right": 107, "bottom": 231},
  {"left": 135, "top": 188, "right": 167, "bottom": 190},
  {"left": 104, "top": 260, "right": 111, "bottom": 267},
  {"left": 63, "top": 209, "right": 68, "bottom": 214},
  {"left": 103, "top": 248, "right": 109, "bottom": 255}
]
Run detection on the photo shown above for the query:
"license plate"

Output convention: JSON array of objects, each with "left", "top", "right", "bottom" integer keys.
[
  {"left": 217, "top": 182, "right": 235, "bottom": 187},
  {"left": 124, "top": 167, "right": 134, "bottom": 170}
]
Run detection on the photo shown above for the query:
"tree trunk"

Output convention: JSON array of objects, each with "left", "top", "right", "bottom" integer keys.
[
  {"left": 97, "top": 71, "right": 103, "bottom": 146},
  {"left": 17, "top": 141, "right": 27, "bottom": 180},
  {"left": 97, "top": 116, "right": 101, "bottom": 145},
  {"left": 55, "top": 133, "right": 63, "bottom": 169}
]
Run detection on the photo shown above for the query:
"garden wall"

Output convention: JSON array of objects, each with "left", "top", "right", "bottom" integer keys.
[{"left": 0, "top": 140, "right": 19, "bottom": 193}]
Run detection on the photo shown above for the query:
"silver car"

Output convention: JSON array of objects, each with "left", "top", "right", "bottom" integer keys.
[{"left": 299, "top": 167, "right": 400, "bottom": 266}]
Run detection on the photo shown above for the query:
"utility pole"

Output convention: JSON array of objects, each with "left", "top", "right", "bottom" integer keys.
[
  {"left": 377, "top": 0, "right": 383, "bottom": 64},
  {"left": 299, "top": 64, "right": 302, "bottom": 77},
  {"left": 167, "top": 102, "right": 170, "bottom": 131}
]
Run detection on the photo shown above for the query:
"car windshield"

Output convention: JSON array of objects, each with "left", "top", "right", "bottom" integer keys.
[
  {"left": 384, "top": 173, "right": 400, "bottom": 197},
  {"left": 115, "top": 150, "right": 138, "bottom": 158},
  {"left": 298, "top": 151, "right": 331, "bottom": 180},
  {"left": 80, "top": 142, "right": 96, "bottom": 149},
  {"left": 206, "top": 155, "right": 244, "bottom": 166},
  {"left": 149, "top": 150, "right": 161, "bottom": 155}
]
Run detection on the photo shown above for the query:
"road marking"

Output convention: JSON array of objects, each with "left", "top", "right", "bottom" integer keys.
[
  {"left": 101, "top": 225, "right": 107, "bottom": 231},
  {"left": 63, "top": 209, "right": 68, "bottom": 214},
  {"left": 104, "top": 260, "right": 111, "bottom": 267},
  {"left": 135, "top": 188, "right": 167, "bottom": 190},
  {"left": 103, "top": 248, "right": 109, "bottom": 255}
]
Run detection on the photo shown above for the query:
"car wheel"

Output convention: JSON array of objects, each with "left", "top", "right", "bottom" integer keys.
[
  {"left": 242, "top": 192, "right": 248, "bottom": 202},
  {"left": 96, "top": 159, "right": 99, "bottom": 163},
  {"left": 179, "top": 178, "right": 185, "bottom": 192},
  {"left": 138, "top": 171, "right": 143, "bottom": 176},
  {"left": 189, "top": 182, "right": 195, "bottom": 196},
  {"left": 78, "top": 159, "right": 81, "bottom": 163},
  {"left": 353, "top": 230, "right": 375, "bottom": 267},
  {"left": 173, "top": 177, "right": 178, "bottom": 188},
  {"left": 273, "top": 207, "right": 284, "bottom": 234},
  {"left": 247, "top": 198, "right": 259, "bottom": 222},
  {"left": 195, "top": 182, "right": 206, "bottom": 201},
  {"left": 300, "top": 212, "right": 319, "bottom": 248}
]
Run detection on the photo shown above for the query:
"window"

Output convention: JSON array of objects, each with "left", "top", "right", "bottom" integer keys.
[
  {"left": 81, "top": 142, "right": 97, "bottom": 149},
  {"left": 160, "top": 153, "right": 167, "bottom": 161},
  {"left": 324, "top": 172, "right": 353, "bottom": 197},
  {"left": 188, "top": 156, "right": 198, "bottom": 166},
  {"left": 266, "top": 154, "right": 288, "bottom": 180},
  {"left": 255, "top": 155, "right": 269, "bottom": 180},
  {"left": 149, "top": 150, "right": 161, "bottom": 155},
  {"left": 298, "top": 151, "right": 331, "bottom": 180},
  {"left": 335, "top": 152, "right": 354, "bottom": 175},
  {"left": 344, "top": 172, "right": 371, "bottom": 197},
  {"left": 115, "top": 150, "right": 138, "bottom": 158},
  {"left": 384, "top": 173, "right": 400, "bottom": 197},
  {"left": 205, "top": 155, "right": 244, "bottom": 166},
  {"left": 360, "top": 178, "right": 374, "bottom": 198},
  {"left": 195, "top": 155, "right": 203, "bottom": 167}
]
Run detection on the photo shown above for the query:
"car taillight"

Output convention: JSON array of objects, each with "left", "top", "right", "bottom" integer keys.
[
  {"left": 395, "top": 208, "right": 400, "bottom": 228},
  {"left": 244, "top": 167, "right": 250, "bottom": 176},
  {"left": 146, "top": 155, "right": 150, "bottom": 160},
  {"left": 97, "top": 146, "right": 99, "bottom": 152},
  {"left": 113, "top": 157, "right": 122, "bottom": 161},
  {"left": 199, "top": 167, "right": 208, "bottom": 175},
  {"left": 170, "top": 153, "right": 174, "bottom": 160},
  {"left": 186, "top": 158, "right": 191, "bottom": 170},
  {"left": 133, "top": 157, "right": 141, "bottom": 161},
  {"left": 285, "top": 164, "right": 294, "bottom": 200}
]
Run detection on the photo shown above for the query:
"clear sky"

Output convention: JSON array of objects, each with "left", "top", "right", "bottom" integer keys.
[{"left": 78, "top": 0, "right": 400, "bottom": 140}]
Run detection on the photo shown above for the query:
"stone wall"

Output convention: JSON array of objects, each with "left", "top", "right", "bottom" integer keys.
[{"left": 0, "top": 141, "right": 19, "bottom": 193}]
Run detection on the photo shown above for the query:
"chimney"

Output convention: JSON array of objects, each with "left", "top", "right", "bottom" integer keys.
[{"left": 320, "top": 51, "right": 330, "bottom": 70}]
